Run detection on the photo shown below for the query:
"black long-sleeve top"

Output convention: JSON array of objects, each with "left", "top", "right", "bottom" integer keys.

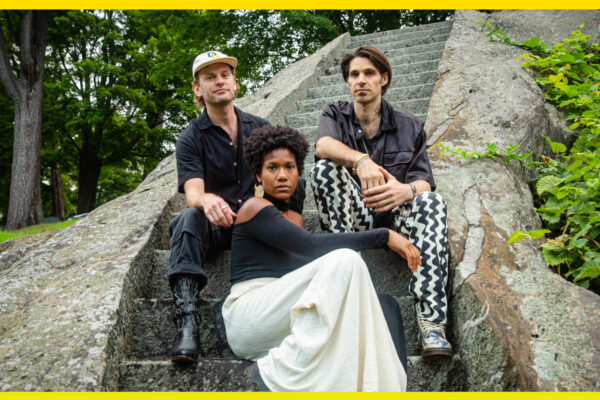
[{"left": 230, "top": 205, "right": 388, "bottom": 285}]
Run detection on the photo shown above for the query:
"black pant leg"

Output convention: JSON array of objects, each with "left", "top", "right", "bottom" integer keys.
[
  {"left": 168, "top": 207, "right": 232, "bottom": 290},
  {"left": 377, "top": 293, "right": 407, "bottom": 372}
]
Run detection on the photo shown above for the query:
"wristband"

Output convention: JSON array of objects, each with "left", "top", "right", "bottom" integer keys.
[
  {"left": 410, "top": 184, "right": 417, "bottom": 199},
  {"left": 352, "top": 154, "right": 370, "bottom": 175}
]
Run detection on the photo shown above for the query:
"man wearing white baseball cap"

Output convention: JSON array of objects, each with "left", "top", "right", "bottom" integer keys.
[{"left": 166, "top": 50, "right": 305, "bottom": 362}]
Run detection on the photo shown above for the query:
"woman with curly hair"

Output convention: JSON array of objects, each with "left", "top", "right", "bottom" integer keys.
[{"left": 221, "top": 125, "right": 418, "bottom": 391}]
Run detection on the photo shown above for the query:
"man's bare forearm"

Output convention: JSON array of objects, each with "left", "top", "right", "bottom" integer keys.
[
  {"left": 184, "top": 178, "right": 208, "bottom": 209},
  {"left": 315, "top": 136, "right": 367, "bottom": 167}
]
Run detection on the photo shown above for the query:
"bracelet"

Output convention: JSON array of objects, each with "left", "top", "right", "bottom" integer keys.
[
  {"left": 410, "top": 184, "right": 417, "bottom": 199},
  {"left": 352, "top": 154, "right": 370, "bottom": 175}
]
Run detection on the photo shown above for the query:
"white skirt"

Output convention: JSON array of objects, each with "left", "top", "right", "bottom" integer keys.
[{"left": 221, "top": 248, "right": 407, "bottom": 392}]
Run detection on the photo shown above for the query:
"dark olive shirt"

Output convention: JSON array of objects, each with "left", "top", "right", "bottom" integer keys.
[{"left": 315, "top": 98, "right": 436, "bottom": 191}]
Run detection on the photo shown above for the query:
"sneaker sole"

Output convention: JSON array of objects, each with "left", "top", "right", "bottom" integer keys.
[{"left": 421, "top": 348, "right": 453, "bottom": 359}]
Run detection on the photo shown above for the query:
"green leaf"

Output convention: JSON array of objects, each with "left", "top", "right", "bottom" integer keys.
[
  {"left": 558, "top": 53, "right": 576, "bottom": 63},
  {"left": 527, "top": 229, "right": 551, "bottom": 240},
  {"left": 573, "top": 265, "right": 600, "bottom": 282},
  {"left": 545, "top": 137, "right": 567, "bottom": 153},
  {"left": 548, "top": 73, "right": 563, "bottom": 84},
  {"left": 522, "top": 36, "right": 541, "bottom": 49},
  {"left": 537, "top": 175, "right": 563, "bottom": 195},
  {"left": 508, "top": 231, "right": 527, "bottom": 244},
  {"left": 541, "top": 246, "right": 577, "bottom": 266}
]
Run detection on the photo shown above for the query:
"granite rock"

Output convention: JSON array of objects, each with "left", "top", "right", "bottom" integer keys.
[{"left": 425, "top": 10, "right": 600, "bottom": 391}]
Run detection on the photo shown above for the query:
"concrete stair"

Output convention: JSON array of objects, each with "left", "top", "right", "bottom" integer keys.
[{"left": 117, "top": 18, "right": 458, "bottom": 392}]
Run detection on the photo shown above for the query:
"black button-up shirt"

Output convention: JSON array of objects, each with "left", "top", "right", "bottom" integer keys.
[
  {"left": 176, "top": 107, "right": 305, "bottom": 214},
  {"left": 176, "top": 107, "right": 269, "bottom": 213},
  {"left": 315, "top": 98, "right": 436, "bottom": 191}
]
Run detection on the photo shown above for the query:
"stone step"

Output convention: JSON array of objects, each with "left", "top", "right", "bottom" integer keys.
[
  {"left": 118, "top": 355, "right": 461, "bottom": 391},
  {"left": 127, "top": 294, "right": 419, "bottom": 361},
  {"left": 308, "top": 70, "right": 438, "bottom": 99},
  {"left": 325, "top": 50, "right": 444, "bottom": 76},
  {"left": 406, "top": 355, "right": 466, "bottom": 391},
  {"left": 297, "top": 83, "right": 435, "bottom": 114},
  {"left": 383, "top": 41, "right": 448, "bottom": 60},
  {"left": 363, "top": 32, "right": 450, "bottom": 54},
  {"left": 118, "top": 359, "right": 256, "bottom": 391},
  {"left": 350, "top": 20, "right": 452, "bottom": 41},
  {"left": 287, "top": 98, "right": 431, "bottom": 129},
  {"left": 350, "top": 25, "right": 452, "bottom": 47},
  {"left": 319, "top": 59, "right": 441, "bottom": 87},
  {"left": 128, "top": 298, "right": 234, "bottom": 360}
]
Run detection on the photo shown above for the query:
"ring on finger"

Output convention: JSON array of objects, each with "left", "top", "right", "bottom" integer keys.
[{"left": 221, "top": 205, "right": 228, "bottom": 210}]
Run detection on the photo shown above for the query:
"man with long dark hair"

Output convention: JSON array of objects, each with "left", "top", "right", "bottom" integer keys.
[{"left": 311, "top": 45, "right": 453, "bottom": 358}]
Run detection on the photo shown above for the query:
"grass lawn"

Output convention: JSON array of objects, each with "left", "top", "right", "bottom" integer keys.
[{"left": 0, "top": 219, "right": 80, "bottom": 244}]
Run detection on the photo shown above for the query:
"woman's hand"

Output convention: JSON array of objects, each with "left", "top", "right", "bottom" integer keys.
[{"left": 387, "top": 230, "right": 421, "bottom": 273}]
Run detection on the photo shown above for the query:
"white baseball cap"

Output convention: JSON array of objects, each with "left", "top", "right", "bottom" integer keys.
[{"left": 192, "top": 50, "right": 237, "bottom": 79}]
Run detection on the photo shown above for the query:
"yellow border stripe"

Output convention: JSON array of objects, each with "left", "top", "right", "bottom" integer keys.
[{"left": 6, "top": 2, "right": 600, "bottom": 9}]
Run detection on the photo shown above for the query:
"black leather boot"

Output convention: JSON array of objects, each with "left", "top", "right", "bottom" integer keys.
[{"left": 170, "top": 274, "right": 201, "bottom": 362}]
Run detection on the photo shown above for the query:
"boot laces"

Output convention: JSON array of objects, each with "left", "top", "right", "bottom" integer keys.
[{"left": 418, "top": 313, "right": 445, "bottom": 335}]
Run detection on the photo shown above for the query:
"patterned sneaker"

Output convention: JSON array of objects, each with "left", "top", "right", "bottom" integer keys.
[{"left": 416, "top": 311, "right": 453, "bottom": 358}]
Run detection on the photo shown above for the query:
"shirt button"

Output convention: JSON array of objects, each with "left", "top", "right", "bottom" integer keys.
[
  {"left": 238, "top": 199, "right": 242, "bottom": 203},
  {"left": 234, "top": 162, "right": 237, "bottom": 166},
  {"left": 230, "top": 142, "right": 234, "bottom": 146}
]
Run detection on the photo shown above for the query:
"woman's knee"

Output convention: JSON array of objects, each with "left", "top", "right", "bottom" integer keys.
[{"left": 323, "top": 248, "right": 368, "bottom": 276}]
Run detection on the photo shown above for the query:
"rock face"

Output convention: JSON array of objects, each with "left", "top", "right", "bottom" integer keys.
[
  {"left": 425, "top": 10, "right": 600, "bottom": 390},
  {"left": 0, "top": 156, "right": 184, "bottom": 390},
  {"left": 486, "top": 10, "right": 600, "bottom": 46}
]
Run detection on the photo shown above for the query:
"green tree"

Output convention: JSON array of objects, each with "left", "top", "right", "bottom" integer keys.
[
  {"left": 0, "top": 10, "right": 48, "bottom": 230},
  {"left": 46, "top": 10, "right": 208, "bottom": 213},
  {"left": 311, "top": 10, "right": 453, "bottom": 35}
]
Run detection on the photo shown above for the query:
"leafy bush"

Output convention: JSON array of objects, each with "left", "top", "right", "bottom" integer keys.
[{"left": 443, "top": 22, "right": 600, "bottom": 291}]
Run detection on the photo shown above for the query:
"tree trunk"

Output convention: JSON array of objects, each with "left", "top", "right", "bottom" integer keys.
[
  {"left": 51, "top": 160, "right": 65, "bottom": 220},
  {"left": 76, "top": 140, "right": 102, "bottom": 214},
  {"left": 1, "top": 11, "right": 48, "bottom": 230},
  {"left": 6, "top": 92, "right": 45, "bottom": 229}
]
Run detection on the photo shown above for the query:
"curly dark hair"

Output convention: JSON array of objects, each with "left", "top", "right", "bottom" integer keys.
[{"left": 243, "top": 125, "right": 309, "bottom": 177}]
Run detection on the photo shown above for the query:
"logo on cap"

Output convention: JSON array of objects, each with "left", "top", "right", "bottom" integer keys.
[{"left": 207, "top": 51, "right": 220, "bottom": 58}]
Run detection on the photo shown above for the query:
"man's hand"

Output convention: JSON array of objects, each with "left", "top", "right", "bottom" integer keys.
[
  {"left": 387, "top": 230, "right": 421, "bottom": 272},
  {"left": 363, "top": 167, "right": 413, "bottom": 212},
  {"left": 356, "top": 157, "right": 386, "bottom": 191},
  {"left": 199, "top": 193, "right": 237, "bottom": 227}
]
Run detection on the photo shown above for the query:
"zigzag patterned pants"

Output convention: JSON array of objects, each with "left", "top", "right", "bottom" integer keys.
[{"left": 310, "top": 159, "right": 449, "bottom": 324}]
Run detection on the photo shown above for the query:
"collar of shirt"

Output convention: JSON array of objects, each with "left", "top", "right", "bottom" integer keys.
[
  {"left": 195, "top": 106, "right": 254, "bottom": 130},
  {"left": 337, "top": 98, "right": 397, "bottom": 140}
]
